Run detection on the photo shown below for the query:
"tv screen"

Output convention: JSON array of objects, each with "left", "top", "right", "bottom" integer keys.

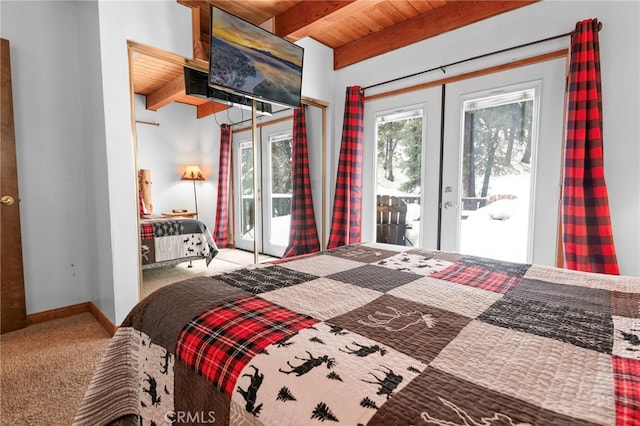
[{"left": 208, "top": 5, "right": 304, "bottom": 109}]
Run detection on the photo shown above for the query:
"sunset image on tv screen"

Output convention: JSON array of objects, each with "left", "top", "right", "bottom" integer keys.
[{"left": 209, "top": 6, "right": 304, "bottom": 108}]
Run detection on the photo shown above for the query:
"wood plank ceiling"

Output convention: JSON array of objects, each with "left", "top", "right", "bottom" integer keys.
[{"left": 132, "top": 0, "right": 536, "bottom": 118}]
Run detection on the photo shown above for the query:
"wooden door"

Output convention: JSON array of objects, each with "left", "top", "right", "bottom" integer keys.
[{"left": 1, "top": 38, "right": 27, "bottom": 333}]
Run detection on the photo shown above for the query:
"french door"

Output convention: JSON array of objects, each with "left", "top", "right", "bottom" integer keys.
[
  {"left": 363, "top": 87, "right": 442, "bottom": 249},
  {"left": 366, "top": 58, "right": 565, "bottom": 266},
  {"left": 233, "top": 120, "right": 293, "bottom": 257},
  {"left": 441, "top": 58, "right": 565, "bottom": 265}
]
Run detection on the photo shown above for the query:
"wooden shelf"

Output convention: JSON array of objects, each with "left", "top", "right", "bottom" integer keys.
[{"left": 162, "top": 211, "right": 197, "bottom": 218}]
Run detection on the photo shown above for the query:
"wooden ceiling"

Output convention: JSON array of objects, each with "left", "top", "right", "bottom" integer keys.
[
  {"left": 132, "top": 0, "right": 536, "bottom": 118},
  {"left": 131, "top": 49, "right": 228, "bottom": 119},
  {"left": 179, "top": 0, "right": 536, "bottom": 69}
]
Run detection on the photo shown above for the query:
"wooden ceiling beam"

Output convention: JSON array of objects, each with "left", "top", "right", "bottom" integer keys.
[
  {"left": 146, "top": 75, "right": 185, "bottom": 111},
  {"left": 333, "top": 0, "right": 537, "bottom": 69},
  {"left": 143, "top": 71, "right": 231, "bottom": 118},
  {"left": 177, "top": 0, "right": 208, "bottom": 61},
  {"left": 197, "top": 101, "right": 231, "bottom": 119},
  {"left": 176, "top": 0, "right": 207, "bottom": 9},
  {"left": 273, "top": 1, "right": 364, "bottom": 41}
]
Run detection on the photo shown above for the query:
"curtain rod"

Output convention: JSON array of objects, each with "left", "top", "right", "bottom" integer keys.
[
  {"left": 363, "top": 21, "right": 603, "bottom": 91},
  {"left": 135, "top": 120, "right": 160, "bottom": 126}
]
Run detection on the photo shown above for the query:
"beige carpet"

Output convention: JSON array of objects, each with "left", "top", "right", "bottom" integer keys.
[
  {"left": 0, "top": 313, "right": 111, "bottom": 425},
  {"left": 0, "top": 249, "right": 274, "bottom": 425}
]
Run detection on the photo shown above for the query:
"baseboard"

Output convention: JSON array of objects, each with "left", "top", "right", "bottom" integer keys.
[
  {"left": 26, "top": 302, "right": 117, "bottom": 336},
  {"left": 88, "top": 302, "right": 118, "bottom": 336}
]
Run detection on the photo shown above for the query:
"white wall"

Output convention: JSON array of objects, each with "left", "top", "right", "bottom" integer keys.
[
  {"left": 296, "top": 38, "right": 335, "bottom": 244},
  {"left": 96, "top": 0, "right": 192, "bottom": 323},
  {"left": 1, "top": 1, "right": 97, "bottom": 314},
  {"left": 74, "top": 0, "right": 112, "bottom": 316},
  {"left": 333, "top": 0, "right": 640, "bottom": 276}
]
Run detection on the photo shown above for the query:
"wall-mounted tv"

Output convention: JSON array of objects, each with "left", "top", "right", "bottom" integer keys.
[{"left": 208, "top": 5, "right": 304, "bottom": 109}]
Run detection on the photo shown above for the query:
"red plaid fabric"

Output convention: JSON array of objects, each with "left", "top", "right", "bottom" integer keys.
[
  {"left": 138, "top": 191, "right": 146, "bottom": 217},
  {"left": 214, "top": 125, "right": 231, "bottom": 247},
  {"left": 139, "top": 222, "right": 154, "bottom": 240},
  {"left": 612, "top": 356, "right": 640, "bottom": 425},
  {"left": 430, "top": 263, "right": 522, "bottom": 294},
  {"left": 175, "top": 296, "right": 318, "bottom": 395},
  {"left": 562, "top": 18, "right": 619, "bottom": 275},
  {"left": 283, "top": 106, "right": 320, "bottom": 258},
  {"left": 327, "top": 86, "right": 364, "bottom": 249}
]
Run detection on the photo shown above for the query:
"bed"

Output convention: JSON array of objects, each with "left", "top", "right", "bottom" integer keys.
[
  {"left": 75, "top": 242, "right": 640, "bottom": 425},
  {"left": 140, "top": 215, "right": 219, "bottom": 269}
]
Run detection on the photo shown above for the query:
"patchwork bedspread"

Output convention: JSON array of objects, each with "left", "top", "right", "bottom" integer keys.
[
  {"left": 140, "top": 217, "right": 219, "bottom": 268},
  {"left": 75, "top": 243, "right": 640, "bottom": 425}
]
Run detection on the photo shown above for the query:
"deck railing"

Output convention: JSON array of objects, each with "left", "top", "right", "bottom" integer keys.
[{"left": 241, "top": 194, "right": 292, "bottom": 232}]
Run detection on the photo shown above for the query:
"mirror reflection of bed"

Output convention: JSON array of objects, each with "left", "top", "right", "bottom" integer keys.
[
  {"left": 136, "top": 167, "right": 276, "bottom": 299},
  {"left": 135, "top": 164, "right": 276, "bottom": 301}
]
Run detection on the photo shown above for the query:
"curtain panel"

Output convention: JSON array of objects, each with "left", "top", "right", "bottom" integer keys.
[
  {"left": 283, "top": 106, "right": 321, "bottom": 257},
  {"left": 327, "top": 86, "right": 365, "bottom": 249},
  {"left": 214, "top": 124, "right": 232, "bottom": 247},
  {"left": 562, "top": 18, "right": 619, "bottom": 275}
]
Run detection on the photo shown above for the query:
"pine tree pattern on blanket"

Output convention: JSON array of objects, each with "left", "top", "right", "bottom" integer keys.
[
  {"left": 74, "top": 243, "right": 640, "bottom": 426},
  {"left": 139, "top": 217, "right": 218, "bottom": 268}
]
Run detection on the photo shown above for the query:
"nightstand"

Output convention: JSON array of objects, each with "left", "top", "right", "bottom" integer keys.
[{"left": 161, "top": 211, "right": 198, "bottom": 218}]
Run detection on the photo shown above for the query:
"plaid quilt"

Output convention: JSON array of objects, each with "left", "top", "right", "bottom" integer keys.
[
  {"left": 140, "top": 217, "right": 219, "bottom": 268},
  {"left": 75, "top": 243, "right": 640, "bottom": 426}
]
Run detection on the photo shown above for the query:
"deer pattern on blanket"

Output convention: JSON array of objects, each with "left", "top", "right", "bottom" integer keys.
[
  {"left": 230, "top": 322, "right": 427, "bottom": 425},
  {"left": 75, "top": 243, "right": 640, "bottom": 426},
  {"left": 139, "top": 335, "right": 175, "bottom": 426}
]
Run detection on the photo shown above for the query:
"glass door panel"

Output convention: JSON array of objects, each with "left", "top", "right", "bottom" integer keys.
[
  {"left": 458, "top": 89, "right": 535, "bottom": 262},
  {"left": 364, "top": 88, "right": 442, "bottom": 249},
  {"left": 234, "top": 136, "right": 257, "bottom": 252},
  {"left": 263, "top": 130, "right": 292, "bottom": 255},
  {"left": 232, "top": 120, "right": 293, "bottom": 257},
  {"left": 441, "top": 58, "right": 565, "bottom": 265},
  {"left": 375, "top": 108, "right": 423, "bottom": 247}
]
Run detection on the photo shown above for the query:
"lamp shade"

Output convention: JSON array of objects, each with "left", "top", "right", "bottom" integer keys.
[{"left": 181, "top": 165, "right": 205, "bottom": 181}]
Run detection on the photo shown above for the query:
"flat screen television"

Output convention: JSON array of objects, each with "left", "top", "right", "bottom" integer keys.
[{"left": 208, "top": 5, "right": 304, "bottom": 109}]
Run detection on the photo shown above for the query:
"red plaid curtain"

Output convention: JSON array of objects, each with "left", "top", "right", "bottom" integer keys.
[
  {"left": 283, "top": 106, "right": 320, "bottom": 257},
  {"left": 327, "top": 86, "right": 364, "bottom": 249},
  {"left": 562, "top": 18, "right": 619, "bottom": 275},
  {"left": 214, "top": 124, "right": 231, "bottom": 247}
]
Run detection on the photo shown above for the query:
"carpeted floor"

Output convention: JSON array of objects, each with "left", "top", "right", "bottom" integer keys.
[
  {"left": 0, "top": 313, "right": 111, "bottom": 425},
  {"left": 0, "top": 249, "right": 274, "bottom": 425}
]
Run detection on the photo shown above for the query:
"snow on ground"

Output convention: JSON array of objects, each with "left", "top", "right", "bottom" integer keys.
[
  {"left": 462, "top": 197, "right": 529, "bottom": 263},
  {"left": 243, "top": 172, "right": 532, "bottom": 263},
  {"left": 461, "top": 174, "right": 531, "bottom": 263},
  {"left": 378, "top": 171, "right": 532, "bottom": 263}
]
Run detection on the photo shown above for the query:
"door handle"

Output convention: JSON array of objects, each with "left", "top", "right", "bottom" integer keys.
[
  {"left": 1, "top": 195, "right": 15, "bottom": 206},
  {"left": 443, "top": 201, "right": 457, "bottom": 209}
]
